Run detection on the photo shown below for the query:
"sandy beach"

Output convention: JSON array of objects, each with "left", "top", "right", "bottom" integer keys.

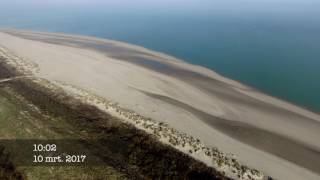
[{"left": 0, "top": 29, "right": 320, "bottom": 180}]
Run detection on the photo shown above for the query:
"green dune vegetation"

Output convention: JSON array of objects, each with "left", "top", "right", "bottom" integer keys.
[{"left": 0, "top": 63, "right": 128, "bottom": 179}]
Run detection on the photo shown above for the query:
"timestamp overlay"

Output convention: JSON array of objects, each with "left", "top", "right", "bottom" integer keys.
[{"left": 0, "top": 140, "right": 106, "bottom": 166}]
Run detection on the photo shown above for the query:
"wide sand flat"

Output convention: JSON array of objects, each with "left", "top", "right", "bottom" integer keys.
[{"left": 0, "top": 29, "right": 320, "bottom": 180}]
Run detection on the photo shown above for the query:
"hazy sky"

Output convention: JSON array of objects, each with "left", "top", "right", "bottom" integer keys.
[
  {"left": 3, "top": 0, "right": 320, "bottom": 9},
  {"left": 1, "top": 0, "right": 320, "bottom": 21}
]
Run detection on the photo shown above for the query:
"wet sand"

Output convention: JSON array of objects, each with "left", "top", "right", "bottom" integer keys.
[{"left": 0, "top": 29, "right": 320, "bottom": 180}]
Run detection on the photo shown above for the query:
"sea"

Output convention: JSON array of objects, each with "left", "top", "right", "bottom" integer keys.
[{"left": 0, "top": 1, "right": 319, "bottom": 112}]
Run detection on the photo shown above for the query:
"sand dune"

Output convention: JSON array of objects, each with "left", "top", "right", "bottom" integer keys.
[{"left": 0, "top": 29, "right": 320, "bottom": 180}]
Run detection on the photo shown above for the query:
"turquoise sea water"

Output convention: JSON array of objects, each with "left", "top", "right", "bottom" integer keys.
[{"left": 0, "top": 1, "right": 319, "bottom": 112}]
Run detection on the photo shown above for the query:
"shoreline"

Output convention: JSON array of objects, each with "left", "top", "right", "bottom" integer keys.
[
  {"left": 2, "top": 28, "right": 319, "bottom": 118},
  {"left": 0, "top": 29, "right": 320, "bottom": 180},
  {"left": 2, "top": 28, "right": 319, "bottom": 115}
]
